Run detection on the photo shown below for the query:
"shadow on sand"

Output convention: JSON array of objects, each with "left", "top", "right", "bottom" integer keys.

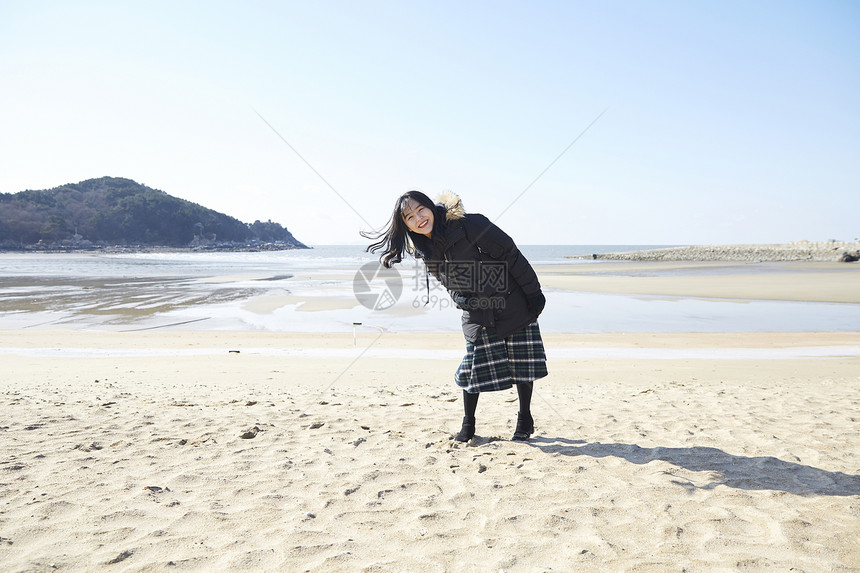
[{"left": 529, "top": 437, "right": 860, "bottom": 497}]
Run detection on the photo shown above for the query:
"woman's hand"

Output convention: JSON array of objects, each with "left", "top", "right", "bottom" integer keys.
[
  {"left": 451, "top": 292, "right": 470, "bottom": 309},
  {"left": 527, "top": 291, "right": 546, "bottom": 317}
]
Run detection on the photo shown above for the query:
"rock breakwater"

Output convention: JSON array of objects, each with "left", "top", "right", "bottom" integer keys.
[{"left": 571, "top": 242, "right": 860, "bottom": 263}]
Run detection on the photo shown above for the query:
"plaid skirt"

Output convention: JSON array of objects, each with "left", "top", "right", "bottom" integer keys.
[{"left": 455, "top": 321, "right": 548, "bottom": 393}]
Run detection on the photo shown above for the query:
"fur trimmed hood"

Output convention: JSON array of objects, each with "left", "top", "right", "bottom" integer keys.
[{"left": 436, "top": 192, "right": 466, "bottom": 221}]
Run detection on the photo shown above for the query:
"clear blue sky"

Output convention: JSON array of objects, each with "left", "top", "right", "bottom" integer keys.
[{"left": 2, "top": 1, "right": 858, "bottom": 245}]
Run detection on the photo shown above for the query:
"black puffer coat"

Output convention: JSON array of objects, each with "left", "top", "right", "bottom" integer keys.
[{"left": 428, "top": 193, "right": 543, "bottom": 343}]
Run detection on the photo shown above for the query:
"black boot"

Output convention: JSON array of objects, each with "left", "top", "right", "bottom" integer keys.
[
  {"left": 455, "top": 390, "right": 479, "bottom": 442},
  {"left": 512, "top": 412, "right": 534, "bottom": 441},
  {"left": 512, "top": 382, "right": 534, "bottom": 441},
  {"left": 455, "top": 416, "right": 475, "bottom": 442}
]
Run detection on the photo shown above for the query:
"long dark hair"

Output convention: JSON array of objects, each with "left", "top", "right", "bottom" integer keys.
[{"left": 362, "top": 190, "right": 447, "bottom": 268}]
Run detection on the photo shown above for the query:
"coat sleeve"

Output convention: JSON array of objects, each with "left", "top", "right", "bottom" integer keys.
[{"left": 466, "top": 214, "right": 541, "bottom": 296}]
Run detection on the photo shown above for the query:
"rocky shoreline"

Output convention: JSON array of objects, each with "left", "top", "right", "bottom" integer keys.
[
  {"left": 570, "top": 242, "right": 860, "bottom": 263},
  {"left": 0, "top": 242, "right": 311, "bottom": 254}
]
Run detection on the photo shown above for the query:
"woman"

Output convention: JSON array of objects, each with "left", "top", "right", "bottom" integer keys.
[{"left": 364, "top": 191, "right": 547, "bottom": 442}]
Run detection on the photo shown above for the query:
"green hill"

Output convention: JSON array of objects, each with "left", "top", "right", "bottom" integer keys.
[{"left": 0, "top": 177, "right": 308, "bottom": 250}]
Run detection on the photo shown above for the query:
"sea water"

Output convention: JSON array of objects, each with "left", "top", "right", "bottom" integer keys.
[
  {"left": 1, "top": 246, "right": 859, "bottom": 333},
  {"left": 0, "top": 244, "right": 662, "bottom": 277}
]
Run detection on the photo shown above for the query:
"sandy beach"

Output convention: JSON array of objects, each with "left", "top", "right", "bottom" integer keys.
[
  {"left": 535, "top": 261, "right": 860, "bottom": 303},
  {"left": 2, "top": 259, "right": 859, "bottom": 571}
]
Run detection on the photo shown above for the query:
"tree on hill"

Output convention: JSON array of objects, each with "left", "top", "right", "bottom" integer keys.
[{"left": 0, "top": 177, "right": 307, "bottom": 249}]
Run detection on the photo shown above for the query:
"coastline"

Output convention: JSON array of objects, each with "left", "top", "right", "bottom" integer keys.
[
  {"left": 2, "top": 255, "right": 860, "bottom": 332},
  {"left": 0, "top": 243, "right": 312, "bottom": 254},
  {"left": 6, "top": 240, "right": 860, "bottom": 261}
]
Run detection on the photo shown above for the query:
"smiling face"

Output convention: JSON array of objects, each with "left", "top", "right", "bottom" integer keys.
[{"left": 401, "top": 198, "right": 434, "bottom": 238}]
